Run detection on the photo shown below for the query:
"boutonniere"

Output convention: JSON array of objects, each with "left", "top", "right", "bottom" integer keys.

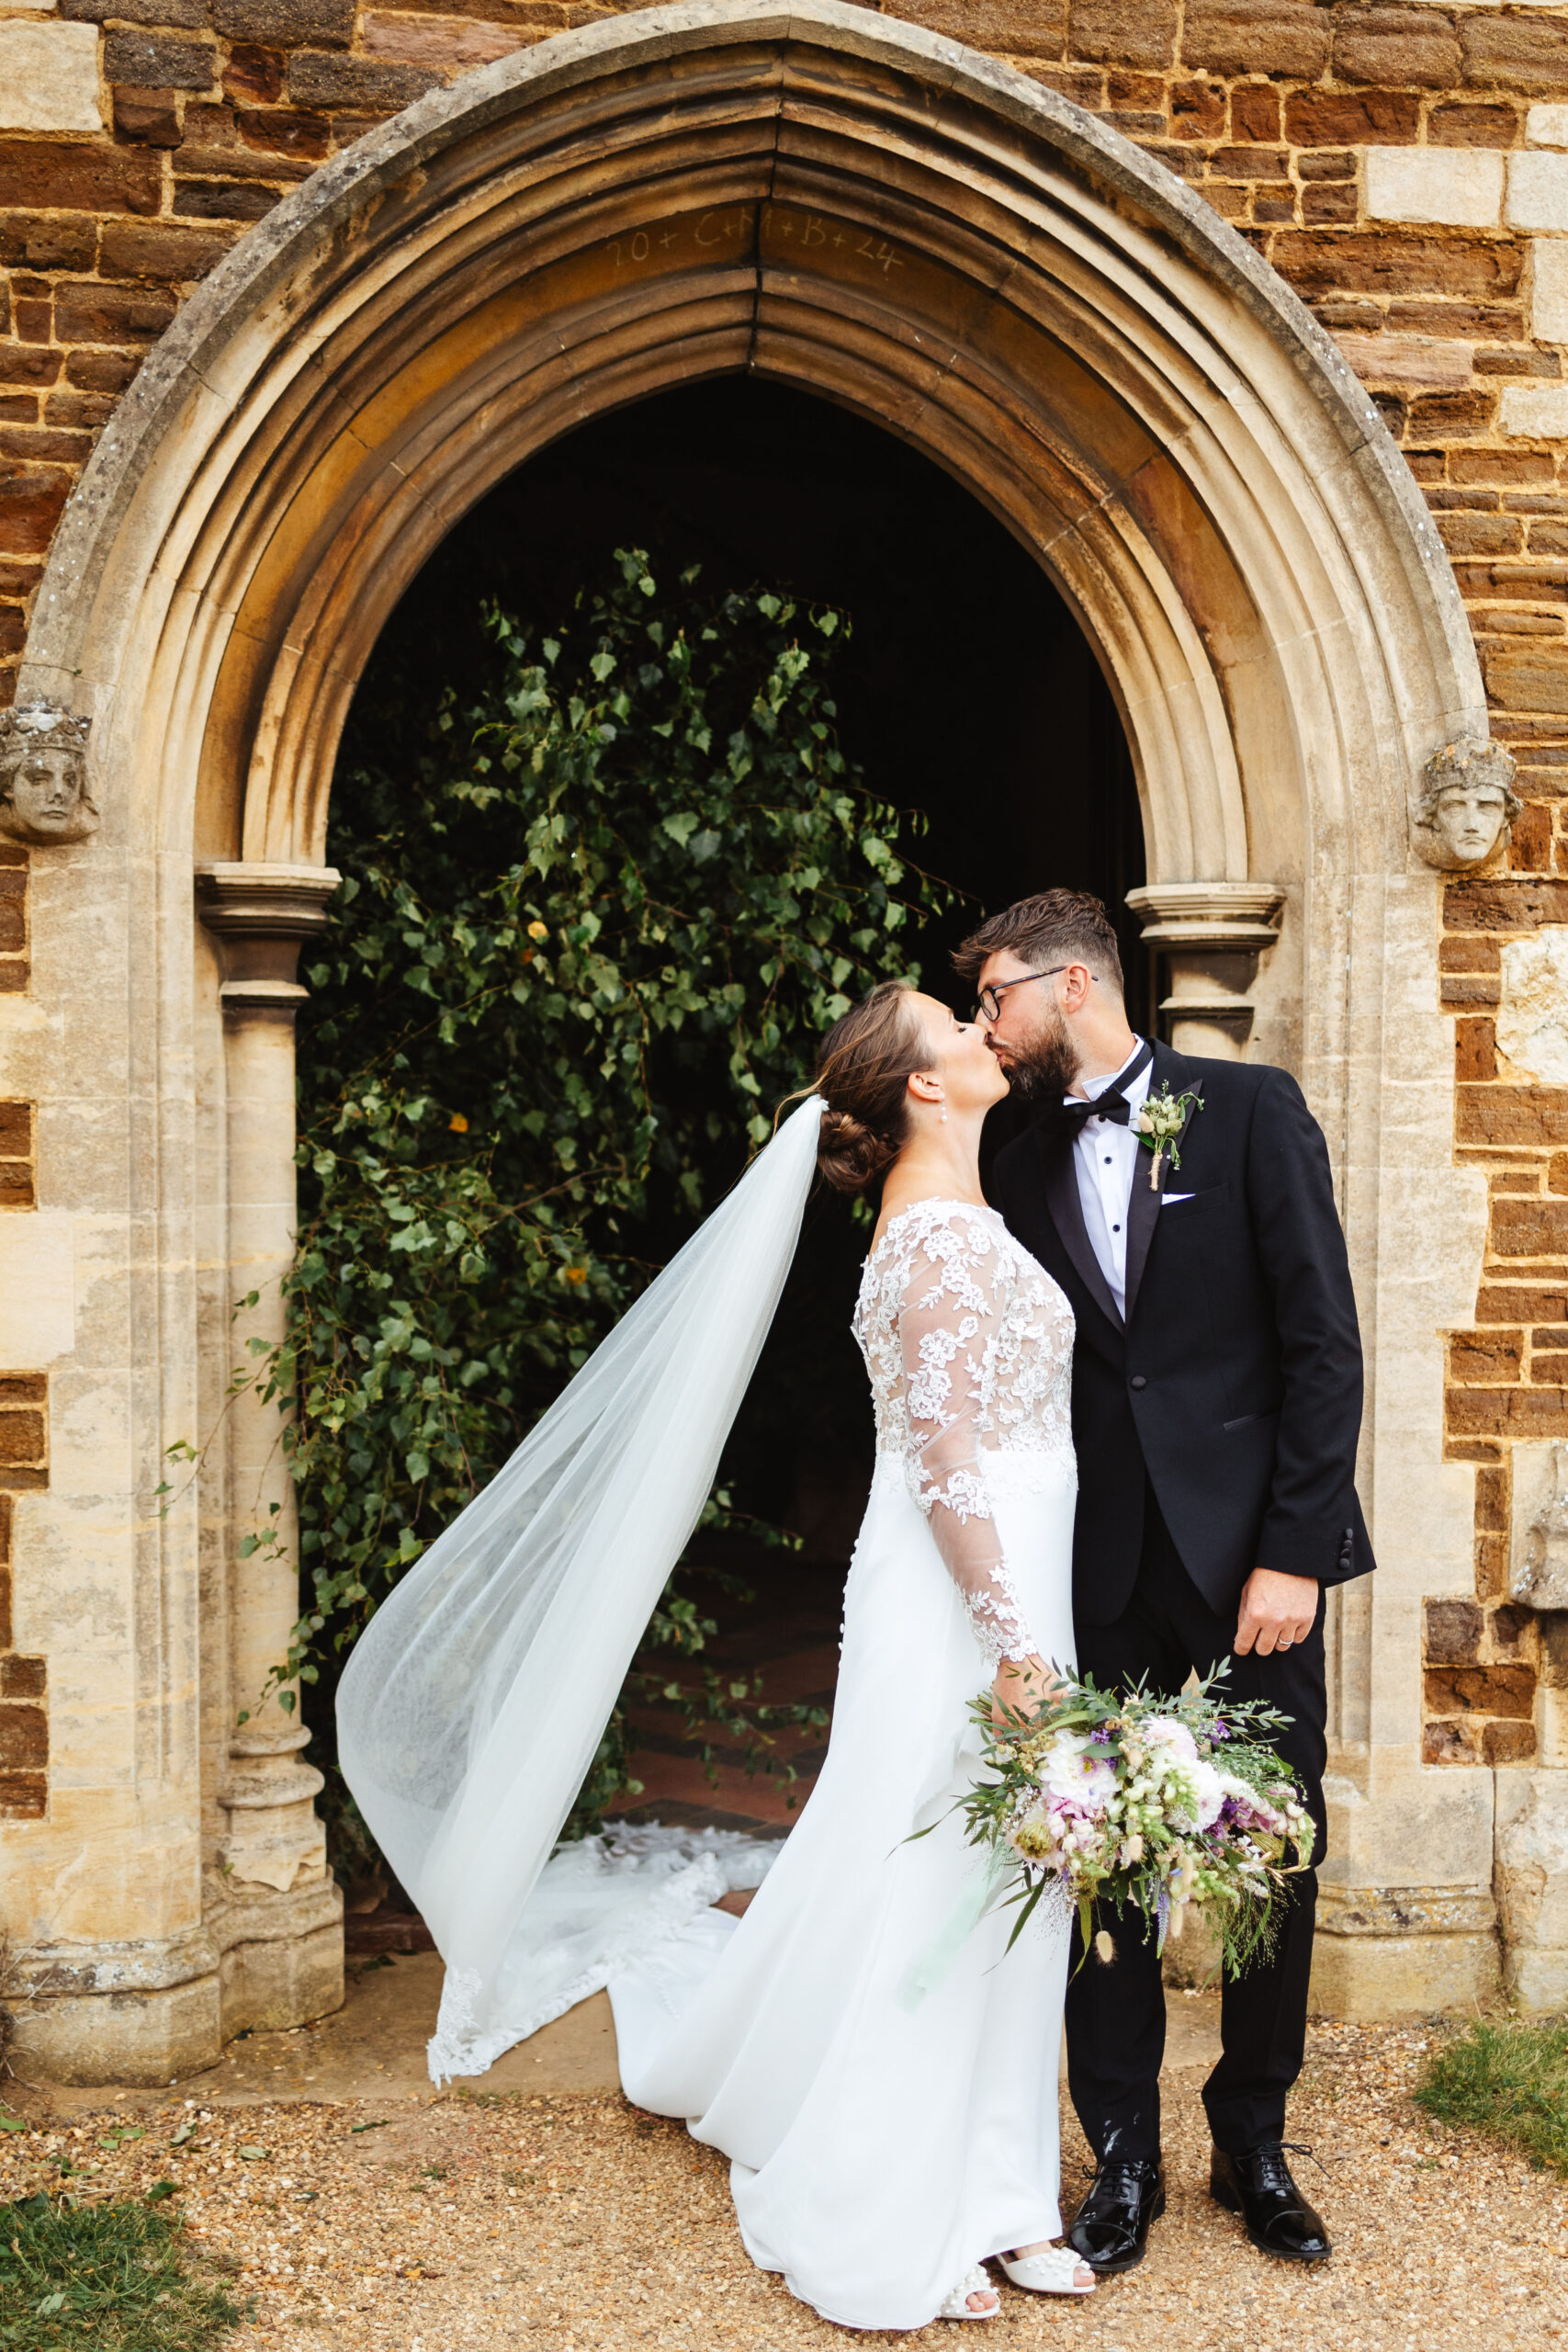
[{"left": 1133, "top": 1084, "right": 1204, "bottom": 1191}]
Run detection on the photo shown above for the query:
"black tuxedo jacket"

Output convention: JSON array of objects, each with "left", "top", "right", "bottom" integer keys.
[{"left": 990, "top": 1042, "right": 1375, "bottom": 1628}]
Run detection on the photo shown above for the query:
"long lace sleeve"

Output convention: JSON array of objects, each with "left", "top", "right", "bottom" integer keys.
[{"left": 897, "top": 1216, "right": 1042, "bottom": 1668}]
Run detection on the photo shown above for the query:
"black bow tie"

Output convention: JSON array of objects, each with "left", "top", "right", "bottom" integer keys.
[{"left": 1049, "top": 1042, "right": 1155, "bottom": 1137}]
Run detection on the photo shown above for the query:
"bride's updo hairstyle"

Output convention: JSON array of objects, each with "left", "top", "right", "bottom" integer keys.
[{"left": 814, "top": 979, "right": 931, "bottom": 1196}]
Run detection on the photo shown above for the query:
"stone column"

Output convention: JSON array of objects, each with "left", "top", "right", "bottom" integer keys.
[
  {"left": 196, "top": 863, "right": 343, "bottom": 2033},
  {"left": 1124, "top": 883, "right": 1285, "bottom": 1058}
]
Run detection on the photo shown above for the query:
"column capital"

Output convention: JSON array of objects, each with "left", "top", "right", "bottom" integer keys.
[
  {"left": 1123, "top": 881, "right": 1286, "bottom": 951},
  {"left": 1124, "top": 882, "right": 1287, "bottom": 1059},
  {"left": 196, "top": 862, "right": 342, "bottom": 1012}
]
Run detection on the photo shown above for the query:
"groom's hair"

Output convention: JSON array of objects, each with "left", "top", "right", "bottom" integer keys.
[{"left": 953, "top": 888, "right": 1124, "bottom": 995}]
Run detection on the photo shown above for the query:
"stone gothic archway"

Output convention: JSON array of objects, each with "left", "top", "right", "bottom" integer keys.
[{"left": 7, "top": 0, "right": 1495, "bottom": 2079}]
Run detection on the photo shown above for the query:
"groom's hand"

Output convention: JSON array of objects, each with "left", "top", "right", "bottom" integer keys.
[{"left": 1235, "top": 1568, "right": 1318, "bottom": 1657}]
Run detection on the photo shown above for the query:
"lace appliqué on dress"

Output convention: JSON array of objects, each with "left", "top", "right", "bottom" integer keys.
[{"left": 852, "top": 1200, "right": 1075, "bottom": 1669}]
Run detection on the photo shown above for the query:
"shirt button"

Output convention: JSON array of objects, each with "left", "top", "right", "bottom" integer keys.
[
  {"left": 1111, "top": 1223, "right": 1121, "bottom": 1233},
  {"left": 1130, "top": 1374, "right": 1147, "bottom": 1390}
]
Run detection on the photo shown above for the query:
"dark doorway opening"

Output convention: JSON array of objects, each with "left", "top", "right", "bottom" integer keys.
[{"left": 331, "top": 376, "right": 1144, "bottom": 1849}]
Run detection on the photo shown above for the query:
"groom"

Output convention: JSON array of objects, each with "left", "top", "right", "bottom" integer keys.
[{"left": 960, "top": 889, "right": 1372, "bottom": 2275}]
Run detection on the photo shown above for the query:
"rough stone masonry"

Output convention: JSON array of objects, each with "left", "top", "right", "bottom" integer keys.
[{"left": 6, "top": 0, "right": 1568, "bottom": 2052}]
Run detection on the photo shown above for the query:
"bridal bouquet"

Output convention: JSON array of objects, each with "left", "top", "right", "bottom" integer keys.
[{"left": 963, "top": 1667, "right": 1315, "bottom": 1979}]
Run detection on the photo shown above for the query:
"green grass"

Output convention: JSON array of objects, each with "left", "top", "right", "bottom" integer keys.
[
  {"left": 0, "top": 2190, "right": 243, "bottom": 2350},
  {"left": 1415, "top": 2016, "right": 1568, "bottom": 2176}
]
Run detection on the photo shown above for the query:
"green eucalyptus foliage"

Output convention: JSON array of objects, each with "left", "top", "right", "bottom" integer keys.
[{"left": 263, "top": 550, "right": 946, "bottom": 1846}]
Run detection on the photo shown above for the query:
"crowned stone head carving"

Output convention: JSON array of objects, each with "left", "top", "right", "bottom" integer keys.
[
  {"left": 0, "top": 705, "right": 97, "bottom": 846},
  {"left": 1413, "top": 736, "right": 1521, "bottom": 873}
]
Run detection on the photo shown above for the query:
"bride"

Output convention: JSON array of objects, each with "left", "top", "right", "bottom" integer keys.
[{"left": 338, "top": 979, "right": 1094, "bottom": 2328}]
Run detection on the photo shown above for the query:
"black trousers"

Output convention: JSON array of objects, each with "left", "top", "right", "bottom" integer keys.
[{"left": 1064, "top": 1488, "right": 1328, "bottom": 2163}]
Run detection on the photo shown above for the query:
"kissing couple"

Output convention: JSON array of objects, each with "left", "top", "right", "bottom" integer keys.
[{"left": 341, "top": 887, "right": 1373, "bottom": 2329}]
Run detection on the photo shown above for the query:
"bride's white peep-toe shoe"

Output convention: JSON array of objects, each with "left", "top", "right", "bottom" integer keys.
[
  {"left": 939, "top": 2265, "right": 1000, "bottom": 2319},
  {"left": 998, "top": 2245, "right": 1097, "bottom": 2296}
]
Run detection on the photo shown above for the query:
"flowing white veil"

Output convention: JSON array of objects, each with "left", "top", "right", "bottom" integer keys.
[{"left": 336, "top": 1095, "right": 826, "bottom": 2081}]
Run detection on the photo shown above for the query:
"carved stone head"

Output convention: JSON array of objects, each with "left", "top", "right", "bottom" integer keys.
[
  {"left": 1413, "top": 736, "right": 1521, "bottom": 872},
  {"left": 0, "top": 706, "right": 97, "bottom": 846}
]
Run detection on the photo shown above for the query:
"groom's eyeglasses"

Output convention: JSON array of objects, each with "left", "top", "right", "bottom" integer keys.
[{"left": 976, "top": 967, "right": 1096, "bottom": 1023}]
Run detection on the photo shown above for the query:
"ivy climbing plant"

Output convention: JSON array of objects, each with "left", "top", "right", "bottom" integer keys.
[{"left": 262, "top": 549, "right": 950, "bottom": 1865}]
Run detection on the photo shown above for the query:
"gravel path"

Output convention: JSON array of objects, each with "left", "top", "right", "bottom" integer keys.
[{"left": 5, "top": 2018, "right": 1567, "bottom": 2347}]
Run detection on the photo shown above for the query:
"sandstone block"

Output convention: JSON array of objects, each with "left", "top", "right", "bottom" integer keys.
[
  {"left": 1302, "top": 184, "right": 1356, "bottom": 226},
  {"left": 1272, "top": 231, "right": 1522, "bottom": 300},
  {"left": 0, "top": 1657, "right": 44, "bottom": 1699},
  {"left": 1438, "top": 511, "right": 1520, "bottom": 560},
  {"left": 65, "top": 346, "right": 141, "bottom": 391},
  {"left": 0, "top": 141, "right": 161, "bottom": 215},
  {"left": 1366, "top": 146, "right": 1504, "bottom": 230},
  {"left": 1424, "top": 1597, "right": 1483, "bottom": 1665},
  {"left": 287, "top": 51, "right": 442, "bottom": 106},
  {"left": 98, "top": 220, "right": 232, "bottom": 282},
  {"left": 1331, "top": 4, "right": 1460, "bottom": 90},
  {"left": 1334, "top": 333, "right": 1474, "bottom": 391},
  {"left": 1479, "top": 1282, "right": 1568, "bottom": 1321},
  {"left": 234, "top": 106, "right": 330, "bottom": 161},
  {"left": 1230, "top": 82, "right": 1279, "bottom": 142},
  {"left": 0, "top": 21, "right": 103, "bottom": 135},
  {"left": 1067, "top": 0, "right": 1175, "bottom": 69},
  {"left": 113, "top": 90, "right": 183, "bottom": 147},
  {"left": 1181, "top": 0, "right": 1327, "bottom": 77},
  {"left": 898, "top": 0, "right": 1066, "bottom": 55},
  {"left": 1299, "top": 151, "right": 1355, "bottom": 183},
  {"left": 0, "top": 463, "right": 69, "bottom": 557},
  {"left": 1423, "top": 1717, "right": 1478, "bottom": 1765},
  {"left": 53, "top": 280, "right": 176, "bottom": 344},
  {"left": 1508, "top": 152, "right": 1568, "bottom": 233},
  {"left": 1503, "top": 384, "right": 1568, "bottom": 439},
  {"left": 1529, "top": 105, "right": 1568, "bottom": 151},
  {"left": 213, "top": 0, "right": 355, "bottom": 46},
  {"left": 1424, "top": 1665, "right": 1537, "bottom": 1719},
  {"left": 1285, "top": 90, "right": 1419, "bottom": 148},
  {"left": 1485, "top": 1720, "right": 1538, "bottom": 1765},
  {"left": 1493, "top": 1195, "right": 1568, "bottom": 1260},
  {"left": 1534, "top": 242, "right": 1568, "bottom": 345},
  {"left": 1495, "top": 644, "right": 1568, "bottom": 715},
  {"left": 0, "top": 1772, "right": 46, "bottom": 1819},
  {"left": 0, "top": 1702, "right": 44, "bottom": 1774},
  {"left": 1449, "top": 1328, "right": 1520, "bottom": 1381},
  {"left": 61, "top": 0, "right": 206, "bottom": 21},
  {"left": 103, "top": 28, "right": 217, "bottom": 89},
  {"left": 225, "top": 42, "right": 285, "bottom": 103},
  {"left": 1464, "top": 17, "right": 1568, "bottom": 99},
  {"left": 360, "top": 12, "right": 531, "bottom": 66},
  {"left": 1168, "top": 79, "right": 1223, "bottom": 140},
  {"left": 1430, "top": 105, "right": 1521, "bottom": 151},
  {"left": 172, "top": 180, "right": 282, "bottom": 221},
  {"left": 1310, "top": 1928, "right": 1500, "bottom": 2021},
  {"left": 1495, "top": 1768, "right": 1568, "bottom": 1966}
]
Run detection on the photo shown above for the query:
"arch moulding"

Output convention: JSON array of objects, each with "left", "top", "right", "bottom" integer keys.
[{"left": 4, "top": 0, "right": 1500, "bottom": 2076}]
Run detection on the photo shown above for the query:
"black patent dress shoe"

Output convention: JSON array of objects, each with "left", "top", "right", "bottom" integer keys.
[
  {"left": 1210, "top": 2143, "right": 1331, "bottom": 2262},
  {"left": 1065, "top": 2155, "right": 1166, "bottom": 2274}
]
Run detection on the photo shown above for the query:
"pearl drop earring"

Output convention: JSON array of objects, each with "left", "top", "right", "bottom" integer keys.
[{"left": 940, "top": 1109, "right": 948, "bottom": 1123}]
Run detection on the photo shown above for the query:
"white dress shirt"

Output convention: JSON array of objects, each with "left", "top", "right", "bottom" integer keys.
[{"left": 1069, "top": 1041, "right": 1150, "bottom": 1320}]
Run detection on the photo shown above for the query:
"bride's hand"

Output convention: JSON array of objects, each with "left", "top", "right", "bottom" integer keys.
[{"left": 990, "top": 1653, "right": 1061, "bottom": 1727}]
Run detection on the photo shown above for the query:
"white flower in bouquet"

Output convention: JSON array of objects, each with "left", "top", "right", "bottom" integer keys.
[
  {"left": 1141, "top": 1715, "right": 1198, "bottom": 1766},
  {"left": 1041, "top": 1731, "right": 1117, "bottom": 1810}
]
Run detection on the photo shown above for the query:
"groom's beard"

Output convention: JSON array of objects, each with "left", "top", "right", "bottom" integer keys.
[{"left": 998, "top": 1008, "right": 1082, "bottom": 1104}]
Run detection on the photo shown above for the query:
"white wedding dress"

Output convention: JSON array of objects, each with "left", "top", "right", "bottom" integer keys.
[{"left": 608, "top": 1199, "right": 1079, "bottom": 2332}]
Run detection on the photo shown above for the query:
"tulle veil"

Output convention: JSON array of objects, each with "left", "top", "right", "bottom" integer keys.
[{"left": 336, "top": 1095, "right": 826, "bottom": 2081}]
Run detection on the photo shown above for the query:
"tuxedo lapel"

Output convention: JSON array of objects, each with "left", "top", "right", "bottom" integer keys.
[
  {"left": 1123, "top": 1042, "right": 1201, "bottom": 1323},
  {"left": 1041, "top": 1132, "right": 1125, "bottom": 1333}
]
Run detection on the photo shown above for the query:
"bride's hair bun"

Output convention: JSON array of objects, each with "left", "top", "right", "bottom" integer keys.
[
  {"left": 813, "top": 980, "right": 929, "bottom": 1197},
  {"left": 817, "top": 1106, "right": 899, "bottom": 1194}
]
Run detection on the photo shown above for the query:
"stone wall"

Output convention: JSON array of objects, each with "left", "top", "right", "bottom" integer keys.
[{"left": 4, "top": 0, "right": 1568, "bottom": 2014}]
